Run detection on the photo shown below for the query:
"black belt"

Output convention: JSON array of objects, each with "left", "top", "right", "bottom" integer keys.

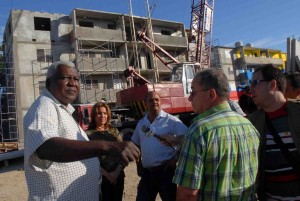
[
  {"left": 144, "top": 163, "right": 167, "bottom": 172},
  {"left": 145, "top": 162, "right": 177, "bottom": 173}
]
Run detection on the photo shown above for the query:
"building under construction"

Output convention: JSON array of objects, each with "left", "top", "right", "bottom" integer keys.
[
  {"left": 0, "top": 7, "right": 288, "bottom": 149},
  {"left": 0, "top": 8, "right": 188, "bottom": 145}
]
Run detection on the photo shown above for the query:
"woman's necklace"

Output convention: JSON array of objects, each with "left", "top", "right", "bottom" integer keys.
[{"left": 96, "top": 125, "right": 106, "bottom": 131}]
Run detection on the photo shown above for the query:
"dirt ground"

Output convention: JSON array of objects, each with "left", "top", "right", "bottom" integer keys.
[{"left": 0, "top": 157, "right": 162, "bottom": 201}]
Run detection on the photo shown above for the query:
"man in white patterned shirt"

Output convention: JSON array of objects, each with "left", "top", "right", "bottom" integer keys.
[{"left": 24, "top": 61, "right": 139, "bottom": 201}]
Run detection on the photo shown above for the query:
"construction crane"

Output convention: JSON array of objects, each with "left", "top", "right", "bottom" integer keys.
[
  {"left": 137, "top": 30, "right": 180, "bottom": 70},
  {"left": 120, "top": 0, "right": 216, "bottom": 91},
  {"left": 188, "top": 0, "right": 214, "bottom": 69},
  {"left": 138, "top": 0, "right": 214, "bottom": 70}
]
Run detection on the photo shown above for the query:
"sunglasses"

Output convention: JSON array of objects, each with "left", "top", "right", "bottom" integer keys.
[
  {"left": 189, "top": 88, "right": 210, "bottom": 97},
  {"left": 250, "top": 79, "right": 268, "bottom": 87}
]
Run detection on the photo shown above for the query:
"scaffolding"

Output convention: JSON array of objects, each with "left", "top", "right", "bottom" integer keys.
[
  {"left": 31, "top": 60, "right": 51, "bottom": 100},
  {"left": 28, "top": 38, "right": 124, "bottom": 104},
  {"left": 76, "top": 38, "right": 125, "bottom": 104},
  {"left": 0, "top": 48, "right": 18, "bottom": 143}
]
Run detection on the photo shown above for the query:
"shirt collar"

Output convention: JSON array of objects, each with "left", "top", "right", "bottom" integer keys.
[
  {"left": 158, "top": 110, "right": 167, "bottom": 117},
  {"left": 144, "top": 109, "right": 166, "bottom": 121},
  {"left": 191, "top": 102, "right": 231, "bottom": 124},
  {"left": 42, "top": 89, "right": 75, "bottom": 114}
]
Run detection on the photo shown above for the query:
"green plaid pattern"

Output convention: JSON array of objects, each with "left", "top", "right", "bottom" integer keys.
[{"left": 173, "top": 102, "right": 260, "bottom": 201}]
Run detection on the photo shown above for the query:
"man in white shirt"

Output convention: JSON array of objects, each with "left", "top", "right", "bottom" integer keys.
[
  {"left": 131, "top": 91, "right": 188, "bottom": 201},
  {"left": 24, "top": 61, "right": 139, "bottom": 200}
]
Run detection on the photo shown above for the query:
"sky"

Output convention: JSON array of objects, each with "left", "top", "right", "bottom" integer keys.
[{"left": 0, "top": 0, "right": 300, "bottom": 52}]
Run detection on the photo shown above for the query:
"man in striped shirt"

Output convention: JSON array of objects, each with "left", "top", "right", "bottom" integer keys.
[
  {"left": 249, "top": 64, "right": 300, "bottom": 200},
  {"left": 173, "top": 68, "right": 260, "bottom": 201}
]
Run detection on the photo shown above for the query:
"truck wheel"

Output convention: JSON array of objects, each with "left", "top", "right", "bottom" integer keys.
[{"left": 120, "top": 128, "right": 135, "bottom": 141}]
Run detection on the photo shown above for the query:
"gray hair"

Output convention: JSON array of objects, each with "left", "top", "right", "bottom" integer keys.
[
  {"left": 46, "top": 61, "right": 75, "bottom": 78},
  {"left": 194, "top": 68, "right": 230, "bottom": 100}
]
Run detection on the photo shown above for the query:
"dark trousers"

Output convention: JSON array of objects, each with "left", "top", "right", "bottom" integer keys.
[
  {"left": 136, "top": 166, "right": 176, "bottom": 201},
  {"left": 101, "top": 170, "right": 125, "bottom": 201}
]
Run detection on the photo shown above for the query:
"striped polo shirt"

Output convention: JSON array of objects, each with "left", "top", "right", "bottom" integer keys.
[{"left": 264, "top": 103, "right": 300, "bottom": 200}]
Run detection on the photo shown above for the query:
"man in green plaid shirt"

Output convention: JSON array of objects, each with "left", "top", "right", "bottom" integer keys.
[{"left": 173, "top": 68, "right": 260, "bottom": 201}]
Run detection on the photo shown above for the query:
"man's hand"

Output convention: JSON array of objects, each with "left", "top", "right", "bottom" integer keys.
[
  {"left": 105, "top": 166, "right": 122, "bottom": 185},
  {"left": 110, "top": 141, "right": 140, "bottom": 166},
  {"left": 36, "top": 137, "right": 139, "bottom": 163},
  {"left": 177, "top": 185, "right": 199, "bottom": 201},
  {"left": 165, "top": 153, "right": 179, "bottom": 170},
  {"left": 158, "top": 134, "right": 183, "bottom": 147}
]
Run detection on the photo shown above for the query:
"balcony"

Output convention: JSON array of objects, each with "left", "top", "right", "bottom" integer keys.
[
  {"left": 76, "top": 27, "right": 124, "bottom": 42},
  {"left": 244, "top": 57, "right": 283, "bottom": 65},
  {"left": 78, "top": 57, "right": 126, "bottom": 72},
  {"left": 80, "top": 88, "right": 121, "bottom": 103},
  {"left": 235, "top": 57, "right": 283, "bottom": 66},
  {"left": 153, "top": 34, "right": 187, "bottom": 48}
]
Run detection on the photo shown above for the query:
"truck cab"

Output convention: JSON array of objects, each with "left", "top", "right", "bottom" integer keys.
[{"left": 170, "top": 62, "right": 198, "bottom": 96}]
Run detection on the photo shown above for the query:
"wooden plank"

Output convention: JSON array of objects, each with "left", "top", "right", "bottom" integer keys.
[{"left": 0, "top": 142, "right": 19, "bottom": 153}]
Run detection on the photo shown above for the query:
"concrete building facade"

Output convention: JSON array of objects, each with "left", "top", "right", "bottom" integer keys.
[{"left": 287, "top": 37, "right": 300, "bottom": 72}]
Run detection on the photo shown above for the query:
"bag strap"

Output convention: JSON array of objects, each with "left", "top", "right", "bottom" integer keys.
[{"left": 265, "top": 113, "right": 300, "bottom": 174}]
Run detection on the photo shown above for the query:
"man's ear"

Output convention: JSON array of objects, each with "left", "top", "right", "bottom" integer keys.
[
  {"left": 270, "top": 79, "right": 277, "bottom": 91},
  {"left": 209, "top": 88, "right": 217, "bottom": 101}
]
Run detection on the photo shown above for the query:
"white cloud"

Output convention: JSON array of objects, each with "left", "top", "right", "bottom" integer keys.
[
  {"left": 224, "top": 42, "right": 236, "bottom": 47},
  {"left": 222, "top": 34, "right": 300, "bottom": 52},
  {"left": 224, "top": 40, "right": 252, "bottom": 48},
  {"left": 251, "top": 34, "right": 300, "bottom": 51},
  {"left": 252, "top": 36, "right": 285, "bottom": 49}
]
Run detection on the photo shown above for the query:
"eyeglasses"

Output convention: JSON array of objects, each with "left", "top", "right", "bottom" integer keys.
[
  {"left": 189, "top": 88, "right": 210, "bottom": 96},
  {"left": 250, "top": 79, "right": 268, "bottom": 87}
]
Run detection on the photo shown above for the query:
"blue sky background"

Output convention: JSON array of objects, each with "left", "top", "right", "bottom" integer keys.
[{"left": 1, "top": 0, "right": 300, "bottom": 52}]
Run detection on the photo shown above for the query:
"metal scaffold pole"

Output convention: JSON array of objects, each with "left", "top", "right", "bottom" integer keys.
[{"left": 129, "top": 0, "right": 141, "bottom": 73}]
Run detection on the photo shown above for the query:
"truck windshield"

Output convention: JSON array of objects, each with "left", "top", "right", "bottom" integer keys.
[
  {"left": 171, "top": 66, "right": 183, "bottom": 82},
  {"left": 185, "top": 65, "right": 194, "bottom": 79}
]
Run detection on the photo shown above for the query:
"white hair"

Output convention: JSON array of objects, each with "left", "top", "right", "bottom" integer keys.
[{"left": 46, "top": 61, "right": 75, "bottom": 78}]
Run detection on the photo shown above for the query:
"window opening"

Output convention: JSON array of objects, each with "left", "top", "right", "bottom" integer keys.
[
  {"left": 34, "top": 17, "right": 51, "bottom": 31},
  {"left": 161, "top": 30, "right": 171, "bottom": 35},
  {"left": 36, "top": 49, "right": 52, "bottom": 62},
  {"left": 79, "top": 21, "right": 94, "bottom": 28}
]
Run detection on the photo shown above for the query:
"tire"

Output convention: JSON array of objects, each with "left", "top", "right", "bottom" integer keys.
[{"left": 120, "top": 128, "right": 135, "bottom": 141}]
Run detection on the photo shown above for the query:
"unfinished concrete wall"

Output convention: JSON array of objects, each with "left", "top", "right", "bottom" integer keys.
[
  {"left": 5, "top": 10, "right": 73, "bottom": 144},
  {"left": 287, "top": 37, "right": 300, "bottom": 72}
]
